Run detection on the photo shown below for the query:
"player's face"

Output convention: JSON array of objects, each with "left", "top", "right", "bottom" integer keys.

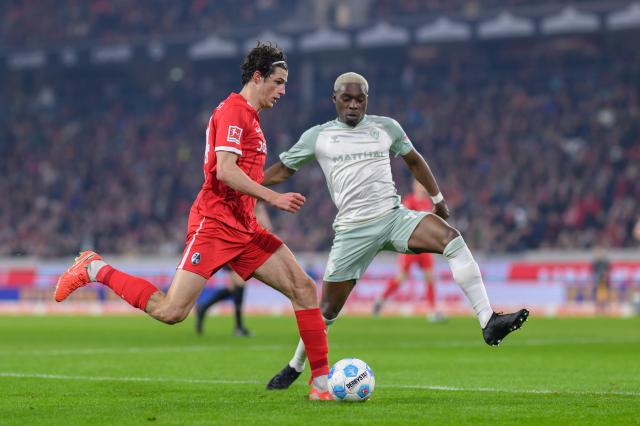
[
  {"left": 259, "top": 67, "right": 287, "bottom": 109},
  {"left": 333, "top": 83, "right": 367, "bottom": 127}
]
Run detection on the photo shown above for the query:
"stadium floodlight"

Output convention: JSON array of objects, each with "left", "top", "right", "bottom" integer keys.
[
  {"left": 188, "top": 35, "right": 238, "bottom": 59},
  {"left": 478, "top": 12, "right": 535, "bottom": 39},
  {"left": 607, "top": 2, "right": 640, "bottom": 30},
  {"left": 415, "top": 17, "right": 471, "bottom": 43},
  {"left": 356, "top": 22, "right": 410, "bottom": 48},
  {"left": 243, "top": 31, "right": 294, "bottom": 53},
  {"left": 541, "top": 7, "right": 599, "bottom": 35},
  {"left": 8, "top": 51, "right": 46, "bottom": 69},
  {"left": 299, "top": 28, "right": 350, "bottom": 52},
  {"left": 91, "top": 44, "right": 133, "bottom": 64}
]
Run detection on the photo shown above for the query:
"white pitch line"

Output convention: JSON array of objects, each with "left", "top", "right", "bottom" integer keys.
[
  {"left": 392, "top": 336, "right": 640, "bottom": 349},
  {"left": 0, "top": 344, "right": 286, "bottom": 357},
  {"left": 1, "top": 372, "right": 638, "bottom": 397},
  {"left": 385, "top": 383, "right": 640, "bottom": 397},
  {"left": 0, "top": 372, "right": 260, "bottom": 385},
  {"left": 0, "top": 337, "right": 638, "bottom": 357}
]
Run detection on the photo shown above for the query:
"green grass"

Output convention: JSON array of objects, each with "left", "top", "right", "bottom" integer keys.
[{"left": 1, "top": 314, "right": 639, "bottom": 425}]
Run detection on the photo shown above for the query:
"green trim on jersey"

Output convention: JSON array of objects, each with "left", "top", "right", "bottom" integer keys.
[
  {"left": 368, "top": 115, "right": 414, "bottom": 157},
  {"left": 280, "top": 115, "right": 413, "bottom": 170},
  {"left": 278, "top": 121, "right": 334, "bottom": 171}
]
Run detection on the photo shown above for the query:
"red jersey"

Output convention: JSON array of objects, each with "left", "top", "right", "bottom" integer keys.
[
  {"left": 191, "top": 93, "right": 268, "bottom": 233},
  {"left": 403, "top": 193, "right": 432, "bottom": 211}
]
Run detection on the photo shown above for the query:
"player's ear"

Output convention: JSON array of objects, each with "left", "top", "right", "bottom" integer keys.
[
  {"left": 332, "top": 93, "right": 337, "bottom": 104},
  {"left": 252, "top": 70, "right": 263, "bottom": 84}
]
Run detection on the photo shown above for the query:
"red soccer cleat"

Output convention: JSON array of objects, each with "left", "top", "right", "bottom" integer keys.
[
  {"left": 54, "top": 251, "right": 102, "bottom": 302},
  {"left": 308, "top": 387, "right": 333, "bottom": 401}
]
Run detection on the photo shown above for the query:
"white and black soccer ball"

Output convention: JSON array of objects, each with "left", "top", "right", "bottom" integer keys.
[{"left": 328, "top": 358, "right": 375, "bottom": 402}]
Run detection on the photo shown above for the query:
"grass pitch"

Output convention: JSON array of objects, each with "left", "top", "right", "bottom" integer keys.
[{"left": 1, "top": 314, "right": 639, "bottom": 425}]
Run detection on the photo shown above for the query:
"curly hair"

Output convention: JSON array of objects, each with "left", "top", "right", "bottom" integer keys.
[{"left": 241, "top": 41, "right": 287, "bottom": 86}]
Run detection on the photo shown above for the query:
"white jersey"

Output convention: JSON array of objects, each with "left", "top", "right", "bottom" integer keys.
[{"left": 279, "top": 115, "right": 414, "bottom": 228}]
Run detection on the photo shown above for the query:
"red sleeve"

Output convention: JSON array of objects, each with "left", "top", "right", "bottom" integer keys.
[{"left": 214, "top": 106, "right": 249, "bottom": 156}]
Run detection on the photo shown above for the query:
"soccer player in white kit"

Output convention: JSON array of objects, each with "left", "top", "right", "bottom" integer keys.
[{"left": 263, "top": 72, "right": 529, "bottom": 389}]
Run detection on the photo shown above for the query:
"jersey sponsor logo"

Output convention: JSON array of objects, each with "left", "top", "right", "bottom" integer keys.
[
  {"left": 191, "top": 252, "right": 201, "bottom": 265},
  {"left": 227, "top": 126, "right": 243, "bottom": 144},
  {"left": 332, "top": 151, "right": 386, "bottom": 162}
]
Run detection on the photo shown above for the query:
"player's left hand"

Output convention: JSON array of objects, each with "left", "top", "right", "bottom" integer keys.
[
  {"left": 433, "top": 201, "right": 449, "bottom": 220},
  {"left": 269, "top": 192, "right": 306, "bottom": 213}
]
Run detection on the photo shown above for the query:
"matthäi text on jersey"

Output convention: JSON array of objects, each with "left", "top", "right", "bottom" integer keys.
[{"left": 332, "top": 151, "right": 386, "bottom": 163}]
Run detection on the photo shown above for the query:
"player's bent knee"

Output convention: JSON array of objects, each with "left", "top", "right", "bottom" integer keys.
[
  {"left": 442, "top": 226, "right": 461, "bottom": 246},
  {"left": 320, "top": 301, "right": 340, "bottom": 320},
  {"left": 290, "top": 276, "right": 318, "bottom": 309},
  {"left": 159, "top": 308, "right": 190, "bottom": 325}
]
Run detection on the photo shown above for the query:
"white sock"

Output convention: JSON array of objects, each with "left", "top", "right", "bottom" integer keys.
[
  {"left": 87, "top": 260, "right": 108, "bottom": 282},
  {"left": 289, "top": 316, "right": 336, "bottom": 373},
  {"left": 312, "top": 375, "right": 328, "bottom": 392},
  {"left": 288, "top": 340, "right": 307, "bottom": 373},
  {"left": 443, "top": 236, "right": 493, "bottom": 328}
]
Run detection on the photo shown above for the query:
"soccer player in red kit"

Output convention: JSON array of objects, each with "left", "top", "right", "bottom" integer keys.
[
  {"left": 372, "top": 180, "right": 444, "bottom": 321},
  {"left": 54, "top": 43, "right": 332, "bottom": 400}
]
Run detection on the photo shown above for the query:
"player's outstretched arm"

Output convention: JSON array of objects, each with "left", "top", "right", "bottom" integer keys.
[
  {"left": 217, "top": 151, "right": 305, "bottom": 213},
  {"left": 263, "top": 161, "right": 296, "bottom": 186},
  {"left": 402, "top": 149, "right": 450, "bottom": 220}
]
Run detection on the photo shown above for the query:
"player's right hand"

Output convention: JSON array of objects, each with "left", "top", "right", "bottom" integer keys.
[
  {"left": 433, "top": 201, "right": 450, "bottom": 220},
  {"left": 270, "top": 192, "right": 306, "bottom": 213}
]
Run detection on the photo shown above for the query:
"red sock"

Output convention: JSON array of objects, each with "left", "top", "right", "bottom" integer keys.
[
  {"left": 382, "top": 279, "right": 400, "bottom": 299},
  {"left": 425, "top": 281, "right": 435, "bottom": 310},
  {"left": 295, "top": 308, "right": 329, "bottom": 378},
  {"left": 97, "top": 266, "right": 159, "bottom": 311}
]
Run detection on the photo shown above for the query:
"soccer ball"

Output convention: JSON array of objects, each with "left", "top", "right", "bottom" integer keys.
[{"left": 328, "top": 358, "right": 375, "bottom": 402}]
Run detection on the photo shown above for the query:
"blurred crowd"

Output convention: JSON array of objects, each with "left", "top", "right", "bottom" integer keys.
[
  {"left": 371, "top": 0, "right": 602, "bottom": 20},
  {"left": 2, "top": 33, "right": 639, "bottom": 257},
  {"left": 0, "top": 0, "right": 294, "bottom": 47},
  {"left": 1, "top": 0, "right": 613, "bottom": 49}
]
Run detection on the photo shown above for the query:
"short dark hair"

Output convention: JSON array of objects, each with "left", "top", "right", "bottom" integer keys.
[{"left": 241, "top": 42, "right": 287, "bottom": 86}]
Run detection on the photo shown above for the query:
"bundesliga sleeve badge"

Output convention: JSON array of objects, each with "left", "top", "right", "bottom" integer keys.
[{"left": 227, "top": 126, "right": 243, "bottom": 144}]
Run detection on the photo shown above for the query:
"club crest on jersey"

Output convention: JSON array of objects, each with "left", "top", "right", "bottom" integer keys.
[
  {"left": 227, "top": 126, "right": 243, "bottom": 144},
  {"left": 191, "top": 252, "right": 201, "bottom": 265}
]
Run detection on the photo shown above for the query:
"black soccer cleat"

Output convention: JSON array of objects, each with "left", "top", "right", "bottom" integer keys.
[
  {"left": 234, "top": 327, "right": 253, "bottom": 337},
  {"left": 482, "top": 309, "right": 529, "bottom": 346},
  {"left": 266, "top": 364, "right": 302, "bottom": 390}
]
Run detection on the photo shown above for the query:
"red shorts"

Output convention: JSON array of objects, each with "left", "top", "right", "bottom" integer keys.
[
  {"left": 177, "top": 211, "right": 283, "bottom": 280},
  {"left": 398, "top": 253, "right": 434, "bottom": 273}
]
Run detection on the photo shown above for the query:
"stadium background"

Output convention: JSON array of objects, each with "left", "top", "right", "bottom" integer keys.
[{"left": 1, "top": 0, "right": 640, "bottom": 316}]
